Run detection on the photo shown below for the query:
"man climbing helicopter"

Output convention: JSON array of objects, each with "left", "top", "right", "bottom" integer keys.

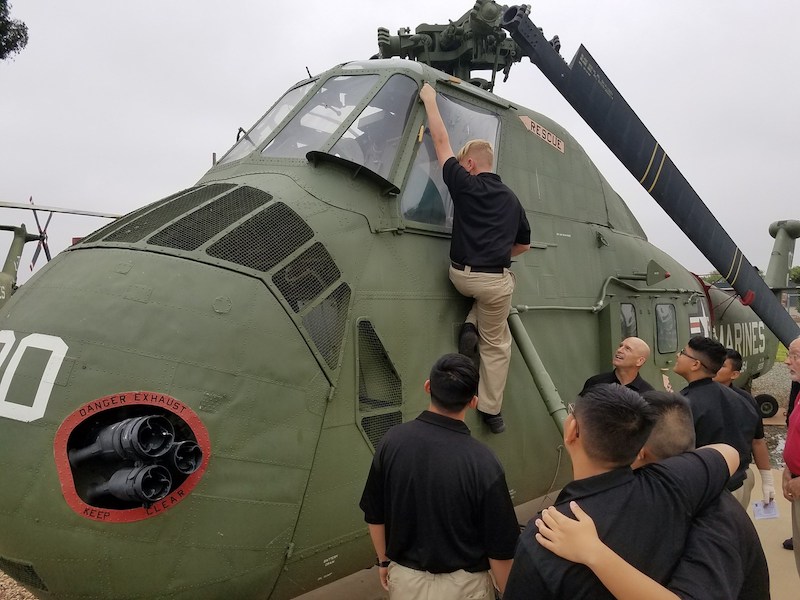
[{"left": 419, "top": 82, "right": 530, "bottom": 434}]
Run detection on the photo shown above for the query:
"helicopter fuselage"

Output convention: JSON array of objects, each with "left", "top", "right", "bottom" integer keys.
[{"left": 0, "top": 58, "right": 783, "bottom": 599}]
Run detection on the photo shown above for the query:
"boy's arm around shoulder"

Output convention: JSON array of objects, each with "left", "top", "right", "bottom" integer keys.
[{"left": 699, "top": 443, "right": 738, "bottom": 477}]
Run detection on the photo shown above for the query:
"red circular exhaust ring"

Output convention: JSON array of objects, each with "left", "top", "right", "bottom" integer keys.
[{"left": 54, "top": 391, "right": 211, "bottom": 523}]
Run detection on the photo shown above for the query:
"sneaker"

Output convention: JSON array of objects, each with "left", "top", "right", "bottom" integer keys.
[
  {"left": 458, "top": 323, "right": 479, "bottom": 366},
  {"left": 784, "top": 537, "right": 794, "bottom": 550},
  {"left": 479, "top": 410, "right": 506, "bottom": 434}
]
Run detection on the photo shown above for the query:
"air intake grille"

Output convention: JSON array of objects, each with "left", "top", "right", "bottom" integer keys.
[
  {"left": 206, "top": 202, "right": 314, "bottom": 271},
  {"left": 0, "top": 556, "right": 48, "bottom": 591},
  {"left": 358, "top": 321, "right": 402, "bottom": 411},
  {"left": 80, "top": 187, "right": 199, "bottom": 245},
  {"left": 361, "top": 412, "right": 402, "bottom": 448},
  {"left": 272, "top": 243, "right": 340, "bottom": 313},
  {"left": 147, "top": 186, "right": 273, "bottom": 251},
  {"left": 302, "top": 282, "right": 351, "bottom": 369},
  {"left": 103, "top": 183, "right": 235, "bottom": 243}
]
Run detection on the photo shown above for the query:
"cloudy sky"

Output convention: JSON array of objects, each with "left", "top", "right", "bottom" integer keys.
[{"left": 2, "top": 0, "right": 798, "bottom": 283}]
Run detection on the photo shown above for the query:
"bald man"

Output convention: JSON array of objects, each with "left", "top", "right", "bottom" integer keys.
[{"left": 580, "top": 337, "right": 654, "bottom": 396}]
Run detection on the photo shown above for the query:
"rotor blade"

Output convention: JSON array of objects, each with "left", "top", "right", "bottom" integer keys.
[
  {"left": 0, "top": 201, "right": 121, "bottom": 219},
  {"left": 43, "top": 239, "right": 52, "bottom": 262},
  {"left": 30, "top": 242, "right": 42, "bottom": 271},
  {"left": 41, "top": 211, "right": 54, "bottom": 236},
  {"left": 32, "top": 206, "right": 44, "bottom": 235},
  {"left": 502, "top": 7, "right": 800, "bottom": 347}
]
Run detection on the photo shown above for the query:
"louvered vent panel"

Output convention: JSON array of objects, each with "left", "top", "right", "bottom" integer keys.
[
  {"left": 205, "top": 202, "right": 313, "bottom": 271},
  {"left": 103, "top": 184, "right": 235, "bottom": 243},
  {"left": 302, "top": 283, "right": 351, "bottom": 369},
  {"left": 80, "top": 187, "right": 199, "bottom": 245},
  {"left": 0, "top": 556, "right": 48, "bottom": 591},
  {"left": 147, "top": 186, "right": 273, "bottom": 251},
  {"left": 358, "top": 321, "right": 402, "bottom": 411},
  {"left": 272, "top": 242, "right": 340, "bottom": 313},
  {"left": 361, "top": 412, "right": 402, "bottom": 448}
]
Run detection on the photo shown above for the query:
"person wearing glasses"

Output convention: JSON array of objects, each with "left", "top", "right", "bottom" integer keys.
[
  {"left": 503, "top": 384, "right": 738, "bottom": 599},
  {"left": 579, "top": 337, "right": 654, "bottom": 396},
  {"left": 783, "top": 337, "right": 800, "bottom": 576},
  {"left": 533, "top": 391, "right": 769, "bottom": 600},
  {"left": 713, "top": 348, "right": 775, "bottom": 510},
  {"left": 674, "top": 336, "right": 760, "bottom": 500}
]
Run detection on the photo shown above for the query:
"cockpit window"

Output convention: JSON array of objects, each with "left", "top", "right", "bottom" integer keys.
[
  {"left": 219, "top": 81, "right": 314, "bottom": 165},
  {"left": 330, "top": 74, "right": 417, "bottom": 179},
  {"left": 401, "top": 94, "right": 500, "bottom": 229},
  {"left": 262, "top": 75, "right": 379, "bottom": 159}
]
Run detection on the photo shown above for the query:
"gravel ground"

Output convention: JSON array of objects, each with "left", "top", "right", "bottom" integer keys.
[
  {"left": 752, "top": 361, "right": 792, "bottom": 469},
  {"left": 0, "top": 572, "right": 35, "bottom": 599}
]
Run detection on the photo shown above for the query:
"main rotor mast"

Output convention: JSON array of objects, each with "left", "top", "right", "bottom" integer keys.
[{"left": 376, "top": 1, "right": 558, "bottom": 91}]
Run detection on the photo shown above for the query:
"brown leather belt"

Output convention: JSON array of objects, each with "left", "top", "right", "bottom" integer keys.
[{"left": 451, "top": 261, "right": 505, "bottom": 274}]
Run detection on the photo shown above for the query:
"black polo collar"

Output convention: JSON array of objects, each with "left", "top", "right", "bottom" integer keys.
[
  {"left": 556, "top": 466, "right": 635, "bottom": 505},
  {"left": 416, "top": 410, "right": 471, "bottom": 435},
  {"left": 682, "top": 377, "right": 715, "bottom": 393}
]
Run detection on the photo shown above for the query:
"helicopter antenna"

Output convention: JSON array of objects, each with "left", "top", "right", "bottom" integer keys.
[{"left": 305, "top": 66, "right": 312, "bottom": 78}]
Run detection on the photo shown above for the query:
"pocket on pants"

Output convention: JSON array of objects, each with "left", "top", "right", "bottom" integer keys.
[{"left": 450, "top": 570, "right": 493, "bottom": 599}]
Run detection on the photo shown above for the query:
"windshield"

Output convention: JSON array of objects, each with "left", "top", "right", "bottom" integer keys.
[
  {"left": 329, "top": 74, "right": 417, "bottom": 179},
  {"left": 219, "top": 81, "right": 314, "bottom": 165},
  {"left": 262, "top": 75, "right": 379, "bottom": 159}
]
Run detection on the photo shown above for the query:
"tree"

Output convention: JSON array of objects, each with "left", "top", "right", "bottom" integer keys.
[
  {"left": 790, "top": 265, "right": 800, "bottom": 285},
  {"left": 701, "top": 270, "right": 725, "bottom": 285},
  {"left": 0, "top": 1, "right": 28, "bottom": 61}
]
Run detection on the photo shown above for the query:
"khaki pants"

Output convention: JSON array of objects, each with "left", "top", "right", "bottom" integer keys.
[
  {"left": 731, "top": 465, "right": 755, "bottom": 510},
  {"left": 449, "top": 266, "right": 515, "bottom": 415},
  {"left": 793, "top": 497, "right": 800, "bottom": 576},
  {"left": 387, "top": 562, "right": 494, "bottom": 600}
]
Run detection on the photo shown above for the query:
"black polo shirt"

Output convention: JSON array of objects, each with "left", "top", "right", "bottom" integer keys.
[
  {"left": 504, "top": 449, "right": 729, "bottom": 599},
  {"left": 442, "top": 157, "right": 530, "bottom": 268},
  {"left": 579, "top": 370, "right": 654, "bottom": 396},
  {"left": 681, "top": 378, "right": 760, "bottom": 490},
  {"left": 668, "top": 491, "right": 770, "bottom": 600},
  {"left": 359, "top": 410, "right": 519, "bottom": 573},
  {"left": 730, "top": 385, "right": 765, "bottom": 439}
]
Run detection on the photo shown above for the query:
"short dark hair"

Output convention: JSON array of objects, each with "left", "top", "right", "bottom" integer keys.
[
  {"left": 687, "top": 336, "right": 727, "bottom": 374},
  {"left": 725, "top": 348, "right": 743, "bottom": 372},
  {"left": 641, "top": 391, "right": 696, "bottom": 460},
  {"left": 429, "top": 353, "right": 479, "bottom": 412},
  {"left": 574, "top": 384, "right": 658, "bottom": 467}
]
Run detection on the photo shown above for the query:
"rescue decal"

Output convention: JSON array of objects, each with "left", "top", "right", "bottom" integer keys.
[{"left": 518, "top": 116, "right": 565, "bottom": 153}]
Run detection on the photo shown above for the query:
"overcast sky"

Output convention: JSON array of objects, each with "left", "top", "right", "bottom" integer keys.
[{"left": 2, "top": 0, "right": 798, "bottom": 283}]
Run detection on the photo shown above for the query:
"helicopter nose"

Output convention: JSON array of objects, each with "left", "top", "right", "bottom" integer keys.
[{"left": 0, "top": 182, "right": 349, "bottom": 598}]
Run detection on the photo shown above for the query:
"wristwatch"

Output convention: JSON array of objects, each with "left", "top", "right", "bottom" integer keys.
[{"left": 377, "top": 559, "right": 391, "bottom": 568}]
